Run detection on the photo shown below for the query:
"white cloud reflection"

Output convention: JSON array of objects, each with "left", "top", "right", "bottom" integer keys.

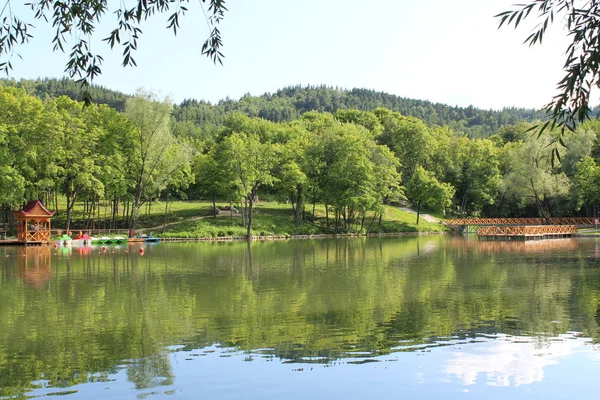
[{"left": 445, "top": 333, "right": 594, "bottom": 387}]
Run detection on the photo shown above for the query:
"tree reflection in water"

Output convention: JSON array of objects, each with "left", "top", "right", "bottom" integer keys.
[{"left": 0, "top": 237, "right": 599, "bottom": 397}]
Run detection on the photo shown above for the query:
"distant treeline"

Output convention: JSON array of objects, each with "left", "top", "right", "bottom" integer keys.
[{"left": 2, "top": 78, "right": 552, "bottom": 137}]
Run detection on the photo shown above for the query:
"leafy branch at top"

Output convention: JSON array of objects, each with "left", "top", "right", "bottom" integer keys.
[
  {"left": 497, "top": 0, "right": 600, "bottom": 135},
  {"left": 0, "top": 0, "right": 227, "bottom": 93}
]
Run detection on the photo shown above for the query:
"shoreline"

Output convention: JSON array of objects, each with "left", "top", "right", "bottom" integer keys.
[{"left": 159, "top": 231, "right": 449, "bottom": 242}]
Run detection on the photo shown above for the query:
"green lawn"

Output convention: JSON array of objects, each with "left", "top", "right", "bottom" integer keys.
[
  {"left": 23, "top": 198, "right": 448, "bottom": 238},
  {"left": 157, "top": 201, "right": 448, "bottom": 238},
  {"left": 577, "top": 228, "right": 600, "bottom": 235}
]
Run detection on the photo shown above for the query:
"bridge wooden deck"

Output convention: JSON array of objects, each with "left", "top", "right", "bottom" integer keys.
[
  {"left": 446, "top": 217, "right": 596, "bottom": 227},
  {"left": 477, "top": 225, "right": 578, "bottom": 240}
]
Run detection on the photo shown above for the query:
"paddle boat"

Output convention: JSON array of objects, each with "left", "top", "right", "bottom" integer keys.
[
  {"left": 127, "top": 234, "right": 160, "bottom": 243},
  {"left": 91, "top": 236, "right": 112, "bottom": 245},
  {"left": 51, "top": 232, "right": 72, "bottom": 246},
  {"left": 72, "top": 232, "right": 92, "bottom": 246},
  {"left": 92, "top": 236, "right": 128, "bottom": 244}
]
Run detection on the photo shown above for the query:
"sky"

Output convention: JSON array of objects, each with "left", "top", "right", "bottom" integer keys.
[{"left": 3, "top": 0, "right": 571, "bottom": 110}]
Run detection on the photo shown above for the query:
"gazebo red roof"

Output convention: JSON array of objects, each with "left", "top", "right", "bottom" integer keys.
[{"left": 13, "top": 200, "right": 56, "bottom": 218}]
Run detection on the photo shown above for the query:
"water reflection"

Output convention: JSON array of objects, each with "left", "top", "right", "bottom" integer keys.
[
  {"left": 17, "top": 247, "right": 53, "bottom": 288},
  {"left": 1, "top": 237, "right": 600, "bottom": 398},
  {"left": 444, "top": 333, "right": 593, "bottom": 387}
]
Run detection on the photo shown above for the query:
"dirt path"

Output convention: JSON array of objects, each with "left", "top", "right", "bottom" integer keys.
[
  {"left": 398, "top": 207, "right": 440, "bottom": 224},
  {"left": 137, "top": 213, "right": 241, "bottom": 233},
  {"left": 136, "top": 215, "right": 207, "bottom": 233}
]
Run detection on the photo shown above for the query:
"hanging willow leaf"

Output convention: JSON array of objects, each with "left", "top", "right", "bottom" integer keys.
[
  {"left": 497, "top": 0, "right": 600, "bottom": 138},
  {"left": 0, "top": 1, "right": 228, "bottom": 104}
]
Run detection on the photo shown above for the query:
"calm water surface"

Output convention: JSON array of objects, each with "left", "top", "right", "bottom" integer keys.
[{"left": 1, "top": 236, "right": 600, "bottom": 399}]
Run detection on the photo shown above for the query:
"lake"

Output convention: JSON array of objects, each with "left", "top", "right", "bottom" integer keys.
[{"left": 1, "top": 236, "right": 600, "bottom": 399}]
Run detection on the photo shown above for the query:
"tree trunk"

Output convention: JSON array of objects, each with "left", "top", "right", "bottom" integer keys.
[
  {"left": 131, "top": 197, "right": 141, "bottom": 230},
  {"left": 460, "top": 190, "right": 469, "bottom": 215},
  {"left": 163, "top": 193, "right": 169, "bottom": 231},
  {"left": 241, "top": 196, "right": 247, "bottom": 227},
  {"left": 416, "top": 200, "right": 421, "bottom": 225},
  {"left": 9, "top": 207, "right": 14, "bottom": 237},
  {"left": 212, "top": 192, "right": 217, "bottom": 218},
  {"left": 64, "top": 182, "right": 80, "bottom": 233},
  {"left": 54, "top": 185, "right": 59, "bottom": 215},
  {"left": 360, "top": 212, "right": 365, "bottom": 232},
  {"left": 334, "top": 210, "right": 339, "bottom": 234},
  {"left": 246, "top": 188, "right": 257, "bottom": 239},
  {"left": 367, "top": 211, "right": 378, "bottom": 233},
  {"left": 294, "top": 185, "right": 303, "bottom": 226}
]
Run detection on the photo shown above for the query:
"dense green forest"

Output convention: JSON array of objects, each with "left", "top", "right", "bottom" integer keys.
[
  {"left": 2, "top": 78, "right": 600, "bottom": 236},
  {"left": 3, "top": 78, "right": 549, "bottom": 138}
]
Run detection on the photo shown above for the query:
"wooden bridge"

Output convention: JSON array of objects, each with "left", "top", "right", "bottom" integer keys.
[
  {"left": 477, "top": 225, "right": 578, "bottom": 240},
  {"left": 446, "top": 217, "right": 596, "bottom": 227}
]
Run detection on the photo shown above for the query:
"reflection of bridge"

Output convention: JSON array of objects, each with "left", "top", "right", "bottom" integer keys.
[
  {"left": 446, "top": 236, "right": 579, "bottom": 253},
  {"left": 446, "top": 217, "right": 596, "bottom": 227}
]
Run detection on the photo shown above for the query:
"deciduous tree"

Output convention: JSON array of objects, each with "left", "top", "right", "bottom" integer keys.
[{"left": 126, "top": 89, "right": 193, "bottom": 229}]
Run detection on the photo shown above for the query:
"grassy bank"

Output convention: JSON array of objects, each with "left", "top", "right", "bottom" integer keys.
[
  {"left": 11, "top": 199, "right": 447, "bottom": 238},
  {"left": 151, "top": 201, "right": 446, "bottom": 238}
]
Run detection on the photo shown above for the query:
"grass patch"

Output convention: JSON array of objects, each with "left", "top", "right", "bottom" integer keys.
[
  {"left": 577, "top": 228, "right": 600, "bottom": 235},
  {"left": 24, "top": 197, "right": 449, "bottom": 237},
  {"left": 159, "top": 201, "right": 448, "bottom": 238}
]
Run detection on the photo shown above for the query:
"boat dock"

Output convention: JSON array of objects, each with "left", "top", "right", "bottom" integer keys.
[
  {"left": 0, "top": 240, "right": 44, "bottom": 246},
  {"left": 477, "top": 225, "right": 578, "bottom": 240}
]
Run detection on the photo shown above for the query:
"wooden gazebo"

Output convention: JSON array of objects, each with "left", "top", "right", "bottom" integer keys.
[{"left": 12, "top": 200, "right": 55, "bottom": 244}]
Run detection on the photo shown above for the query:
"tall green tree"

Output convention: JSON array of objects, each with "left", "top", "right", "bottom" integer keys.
[
  {"left": 573, "top": 156, "right": 600, "bottom": 215},
  {"left": 194, "top": 150, "right": 231, "bottom": 217},
  {"left": 51, "top": 96, "right": 105, "bottom": 231},
  {"left": 502, "top": 132, "right": 572, "bottom": 220},
  {"left": 216, "top": 132, "right": 277, "bottom": 238},
  {"left": 374, "top": 108, "right": 432, "bottom": 180},
  {"left": 450, "top": 138, "right": 502, "bottom": 215},
  {"left": 275, "top": 131, "right": 311, "bottom": 226},
  {"left": 88, "top": 104, "right": 138, "bottom": 227},
  {"left": 126, "top": 89, "right": 193, "bottom": 230},
  {"left": 406, "top": 166, "right": 454, "bottom": 225},
  {"left": 0, "top": 86, "right": 42, "bottom": 208}
]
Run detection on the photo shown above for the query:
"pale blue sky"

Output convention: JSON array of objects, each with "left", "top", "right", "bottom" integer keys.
[{"left": 4, "top": 0, "right": 569, "bottom": 109}]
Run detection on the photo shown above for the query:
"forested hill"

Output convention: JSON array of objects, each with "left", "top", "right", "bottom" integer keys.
[
  {"left": 178, "top": 85, "right": 548, "bottom": 137},
  {"left": 175, "top": 86, "right": 545, "bottom": 137},
  {"left": 2, "top": 78, "right": 547, "bottom": 137},
  {"left": 1, "top": 78, "right": 129, "bottom": 111}
]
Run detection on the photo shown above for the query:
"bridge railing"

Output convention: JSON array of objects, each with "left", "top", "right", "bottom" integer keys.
[{"left": 446, "top": 217, "right": 596, "bottom": 226}]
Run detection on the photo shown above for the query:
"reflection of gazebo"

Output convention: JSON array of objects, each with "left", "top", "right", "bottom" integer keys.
[
  {"left": 12, "top": 200, "right": 55, "bottom": 244},
  {"left": 18, "top": 247, "right": 53, "bottom": 288}
]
